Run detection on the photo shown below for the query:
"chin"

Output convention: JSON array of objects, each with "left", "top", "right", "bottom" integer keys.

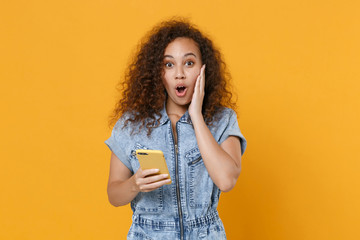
[{"left": 178, "top": 99, "right": 191, "bottom": 106}]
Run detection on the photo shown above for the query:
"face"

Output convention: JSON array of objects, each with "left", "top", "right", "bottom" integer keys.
[{"left": 162, "top": 37, "right": 202, "bottom": 113}]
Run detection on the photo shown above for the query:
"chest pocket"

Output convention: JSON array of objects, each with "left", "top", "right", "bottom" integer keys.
[
  {"left": 186, "top": 147, "right": 214, "bottom": 209},
  {"left": 129, "top": 143, "right": 164, "bottom": 213}
]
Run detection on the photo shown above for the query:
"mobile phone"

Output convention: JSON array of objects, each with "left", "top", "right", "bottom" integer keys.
[{"left": 135, "top": 149, "right": 172, "bottom": 184}]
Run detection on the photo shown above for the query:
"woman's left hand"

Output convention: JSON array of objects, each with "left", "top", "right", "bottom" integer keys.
[{"left": 189, "top": 64, "right": 206, "bottom": 120}]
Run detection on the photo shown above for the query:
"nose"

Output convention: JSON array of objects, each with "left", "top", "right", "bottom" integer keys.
[{"left": 175, "top": 66, "right": 185, "bottom": 79}]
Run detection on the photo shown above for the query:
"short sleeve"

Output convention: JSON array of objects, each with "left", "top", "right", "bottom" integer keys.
[
  {"left": 104, "top": 119, "right": 133, "bottom": 172},
  {"left": 218, "top": 109, "right": 247, "bottom": 156}
]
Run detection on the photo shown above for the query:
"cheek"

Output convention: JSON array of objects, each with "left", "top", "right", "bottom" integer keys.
[
  {"left": 188, "top": 69, "right": 200, "bottom": 84},
  {"left": 161, "top": 73, "right": 170, "bottom": 87}
]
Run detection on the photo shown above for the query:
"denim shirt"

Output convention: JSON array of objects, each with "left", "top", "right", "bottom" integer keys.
[{"left": 105, "top": 106, "right": 246, "bottom": 239}]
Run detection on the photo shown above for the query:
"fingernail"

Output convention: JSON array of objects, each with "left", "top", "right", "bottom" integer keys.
[{"left": 162, "top": 174, "right": 168, "bottom": 177}]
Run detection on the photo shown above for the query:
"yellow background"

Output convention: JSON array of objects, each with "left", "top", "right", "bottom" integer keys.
[{"left": 1, "top": 0, "right": 359, "bottom": 239}]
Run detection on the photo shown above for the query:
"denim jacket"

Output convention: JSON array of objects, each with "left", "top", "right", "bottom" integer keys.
[{"left": 105, "top": 106, "right": 246, "bottom": 240}]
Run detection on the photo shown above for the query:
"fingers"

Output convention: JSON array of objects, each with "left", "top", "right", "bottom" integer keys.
[
  {"left": 137, "top": 168, "right": 160, "bottom": 178},
  {"left": 134, "top": 168, "right": 171, "bottom": 192},
  {"left": 189, "top": 65, "right": 206, "bottom": 118},
  {"left": 138, "top": 178, "right": 171, "bottom": 192},
  {"left": 195, "top": 64, "right": 206, "bottom": 93},
  {"left": 137, "top": 173, "right": 169, "bottom": 185},
  {"left": 200, "top": 64, "right": 205, "bottom": 91},
  {"left": 196, "top": 64, "right": 205, "bottom": 93}
]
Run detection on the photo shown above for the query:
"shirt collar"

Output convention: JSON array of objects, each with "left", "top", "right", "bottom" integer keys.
[
  {"left": 158, "top": 103, "right": 193, "bottom": 126},
  {"left": 158, "top": 105, "right": 169, "bottom": 126}
]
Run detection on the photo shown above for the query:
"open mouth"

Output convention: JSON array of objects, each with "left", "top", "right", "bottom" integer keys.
[{"left": 175, "top": 85, "right": 187, "bottom": 97}]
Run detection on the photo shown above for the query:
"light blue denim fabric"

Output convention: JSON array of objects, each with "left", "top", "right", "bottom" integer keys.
[{"left": 105, "top": 105, "right": 246, "bottom": 240}]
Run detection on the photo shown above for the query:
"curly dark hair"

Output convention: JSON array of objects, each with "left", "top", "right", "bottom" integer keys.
[{"left": 109, "top": 18, "right": 236, "bottom": 135}]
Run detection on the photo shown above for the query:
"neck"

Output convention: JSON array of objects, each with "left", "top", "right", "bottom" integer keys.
[{"left": 165, "top": 99, "right": 188, "bottom": 116}]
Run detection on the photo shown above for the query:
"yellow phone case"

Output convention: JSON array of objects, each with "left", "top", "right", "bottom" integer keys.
[{"left": 135, "top": 149, "right": 172, "bottom": 184}]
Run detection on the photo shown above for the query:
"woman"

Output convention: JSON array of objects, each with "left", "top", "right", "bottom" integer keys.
[{"left": 105, "top": 19, "right": 246, "bottom": 239}]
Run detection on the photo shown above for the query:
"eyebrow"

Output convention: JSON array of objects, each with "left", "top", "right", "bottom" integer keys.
[{"left": 163, "top": 53, "right": 197, "bottom": 59}]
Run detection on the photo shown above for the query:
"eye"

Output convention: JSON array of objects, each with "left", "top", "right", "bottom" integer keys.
[
  {"left": 164, "top": 62, "right": 174, "bottom": 68},
  {"left": 185, "top": 61, "right": 194, "bottom": 67}
]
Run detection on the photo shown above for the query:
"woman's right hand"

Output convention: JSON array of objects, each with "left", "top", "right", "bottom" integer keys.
[{"left": 133, "top": 168, "right": 171, "bottom": 192}]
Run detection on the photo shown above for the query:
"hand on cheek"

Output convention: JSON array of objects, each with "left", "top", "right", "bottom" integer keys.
[{"left": 189, "top": 64, "right": 206, "bottom": 120}]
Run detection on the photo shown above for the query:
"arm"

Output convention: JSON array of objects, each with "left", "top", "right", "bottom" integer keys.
[
  {"left": 189, "top": 65, "right": 242, "bottom": 192},
  {"left": 191, "top": 118, "right": 242, "bottom": 192},
  {"left": 107, "top": 153, "right": 171, "bottom": 207}
]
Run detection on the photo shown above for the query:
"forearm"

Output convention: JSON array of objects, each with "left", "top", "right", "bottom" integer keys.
[
  {"left": 107, "top": 175, "right": 139, "bottom": 207},
  {"left": 192, "top": 116, "right": 241, "bottom": 192}
]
